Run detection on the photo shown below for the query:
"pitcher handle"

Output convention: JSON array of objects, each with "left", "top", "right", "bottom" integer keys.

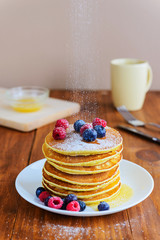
[{"left": 146, "top": 63, "right": 153, "bottom": 92}]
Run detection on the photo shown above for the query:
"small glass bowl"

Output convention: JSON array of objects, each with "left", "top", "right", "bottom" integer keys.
[{"left": 5, "top": 86, "right": 49, "bottom": 112}]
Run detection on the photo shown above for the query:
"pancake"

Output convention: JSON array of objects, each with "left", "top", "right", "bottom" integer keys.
[
  {"left": 43, "top": 160, "right": 119, "bottom": 185},
  {"left": 42, "top": 122, "right": 123, "bottom": 205},
  {"left": 42, "top": 168, "right": 120, "bottom": 191},
  {"left": 84, "top": 183, "right": 121, "bottom": 205},
  {"left": 43, "top": 161, "right": 119, "bottom": 185},
  {"left": 42, "top": 179, "right": 121, "bottom": 205},
  {"left": 45, "top": 125, "right": 123, "bottom": 156},
  {"left": 42, "top": 175, "right": 120, "bottom": 198},
  {"left": 47, "top": 153, "right": 121, "bottom": 175},
  {"left": 42, "top": 143, "right": 123, "bottom": 166}
]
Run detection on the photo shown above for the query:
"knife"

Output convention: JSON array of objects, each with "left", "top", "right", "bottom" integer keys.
[{"left": 118, "top": 125, "right": 160, "bottom": 144}]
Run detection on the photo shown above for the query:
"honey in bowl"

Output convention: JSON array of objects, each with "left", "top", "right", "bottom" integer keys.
[
  {"left": 5, "top": 86, "right": 49, "bottom": 113},
  {"left": 13, "top": 98, "right": 42, "bottom": 112}
]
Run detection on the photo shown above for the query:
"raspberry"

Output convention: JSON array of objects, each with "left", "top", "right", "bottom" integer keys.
[
  {"left": 94, "top": 125, "right": 106, "bottom": 138},
  {"left": 98, "top": 201, "right": 110, "bottom": 211},
  {"left": 53, "top": 127, "right": 66, "bottom": 140},
  {"left": 92, "top": 118, "right": 102, "bottom": 128},
  {"left": 101, "top": 119, "right": 107, "bottom": 128},
  {"left": 55, "top": 119, "right": 69, "bottom": 130},
  {"left": 92, "top": 118, "right": 107, "bottom": 128},
  {"left": 74, "top": 120, "right": 86, "bottom": 132},
  {"left": 39, "top": 191, "right": 50, "bottom": 202},
  {"left": 36, "top": 187, "right": 45, "bottom": 197},
  {"left": 83, "top": 128, "right": 97, "bottom": 142},
  {"left": 66, "top": 201, "right": 80, "bottom": 212},
  {"left": 80, "top": 123, "right": 92, "bottom": 136},
  {"left": 48, "top": 197, "right": 63, "bottom": 209}
]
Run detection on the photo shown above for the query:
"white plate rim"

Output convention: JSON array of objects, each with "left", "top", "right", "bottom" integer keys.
[{"left": 15, "top": 159, "right": 154, "bottom": 217}]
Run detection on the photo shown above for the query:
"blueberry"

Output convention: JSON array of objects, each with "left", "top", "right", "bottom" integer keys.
[
  {"left": 94, "top": 125, "right": 106, "bottom": 138},
  {"left": 78, "top": 200, "right": 86, "bottom": 212},
  {"left": 61, "top": 198, "right": 67, "bottom": 210},
  {"left": 74, "top": 120, "right": 86, "bottom": 132},
  {"left": 36, "top": 187, "right": 45, "bottom": 197},
  {"left": 83, "top": 128, "right": 97, "bottom": 142},
  {"left": 98, "top": 201, "right": 110, "bottom": 211},
  {"left": 65, "top": 194, "right": 78, "bottom": 204},
  {"left": 44, "top": 196, "right": 52, "bottom": 206}
]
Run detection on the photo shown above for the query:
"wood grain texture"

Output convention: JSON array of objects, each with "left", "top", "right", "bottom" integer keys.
[
  {"left": 0, "top": 127, "right": 35, "bottom": 239},
  {"left": 0, "top": 90, "right": 160, "bottom": 240}
]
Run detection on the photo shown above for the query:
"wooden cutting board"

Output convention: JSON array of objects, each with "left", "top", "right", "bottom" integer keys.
[{"left": 0, "top": 88, "right": 80, "bottom": 132}]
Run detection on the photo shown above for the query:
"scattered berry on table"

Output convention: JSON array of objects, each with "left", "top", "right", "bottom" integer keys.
[
  {"left": 66, "top": 201, "right": 80, "bottom": 212},
  {"left": 36, "top": 187, "right": 45, "bottom": 197},
  {"left": 83, "top": 128, "right": 97, "bottom": 142},
  {"left": 48, "top": 197, "right": 63, "bottom": 209},
  {"left": 78, "top": 200, "right": 86, "bottom": 212},
  {"left": 94, "top": 125, "right": 106, "bottom": 138},
  {"left": 39, "top": 191, "right": 50, "bottom": 202},
  {"left": 44, "top": 196, "right": 52, "bottom": 206},
  {"left": 55, "top": 119, "right": 69, "bottom": 130},
  {"left": 53, "top": 127, "right": 66, "bottom": 140},
  {"left": 80, "top": 123, "right": 92, "bottom": 136},
  {"left": 92, "top": 118, "right": 107, "bottom": 128},
  {"left": 74, "top": 120, "right": 86, "bottom": 132},
  {"left": 65, "top": 194, "right": 78, "bottom": 204},
  {"left": 98, "top": 201, "right": 110, "bottom": 211}
]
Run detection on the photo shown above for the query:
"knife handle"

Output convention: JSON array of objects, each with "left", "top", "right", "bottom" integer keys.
[
  {"left": 139, "top": 130, "right": 160, "bottom": 143},
  {"left": 118, "top": 125, "right": 160, "bottom": 144},
  {"left": 136, "top": 131, "right": 160, "bottom": 144},
  {"left": 152, "top": 137, "right": 160, "bottom": 144}
]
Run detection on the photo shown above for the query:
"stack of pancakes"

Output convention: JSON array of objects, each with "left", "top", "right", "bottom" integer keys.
[{"left": 42, "top": 125, "right": 123, "bottom": 205}]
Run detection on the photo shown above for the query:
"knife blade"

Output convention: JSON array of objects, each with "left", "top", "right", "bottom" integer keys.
[{"left": 117, "top": 125, "right": 160, "bottom": 144}]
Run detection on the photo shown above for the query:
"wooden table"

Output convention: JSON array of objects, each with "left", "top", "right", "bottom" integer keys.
[{"left": 1, "top": 90, "right": 160, "bottom": 240}]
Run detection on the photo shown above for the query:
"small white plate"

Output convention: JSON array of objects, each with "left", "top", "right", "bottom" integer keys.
[{"left": 15, "top": 159, "right": 154, "bottom": 217}]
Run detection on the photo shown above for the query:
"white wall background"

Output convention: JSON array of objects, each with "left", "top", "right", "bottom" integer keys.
[{"left": 0, "top": 0, "right": 160, "bottom": 90}]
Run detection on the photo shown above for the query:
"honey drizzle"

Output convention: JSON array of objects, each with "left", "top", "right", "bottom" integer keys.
[{"left": 90, "top": 184, "right": 133, "bottom": 211}]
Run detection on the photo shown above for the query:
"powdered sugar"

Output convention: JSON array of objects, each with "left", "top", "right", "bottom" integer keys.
[{"left": 48, "top": 125, "right": 122, "bottom": 153}]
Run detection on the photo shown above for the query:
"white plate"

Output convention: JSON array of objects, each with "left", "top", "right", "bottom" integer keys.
[{"left": 15, "top": 159, "right": 154, "bottom": 217}]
